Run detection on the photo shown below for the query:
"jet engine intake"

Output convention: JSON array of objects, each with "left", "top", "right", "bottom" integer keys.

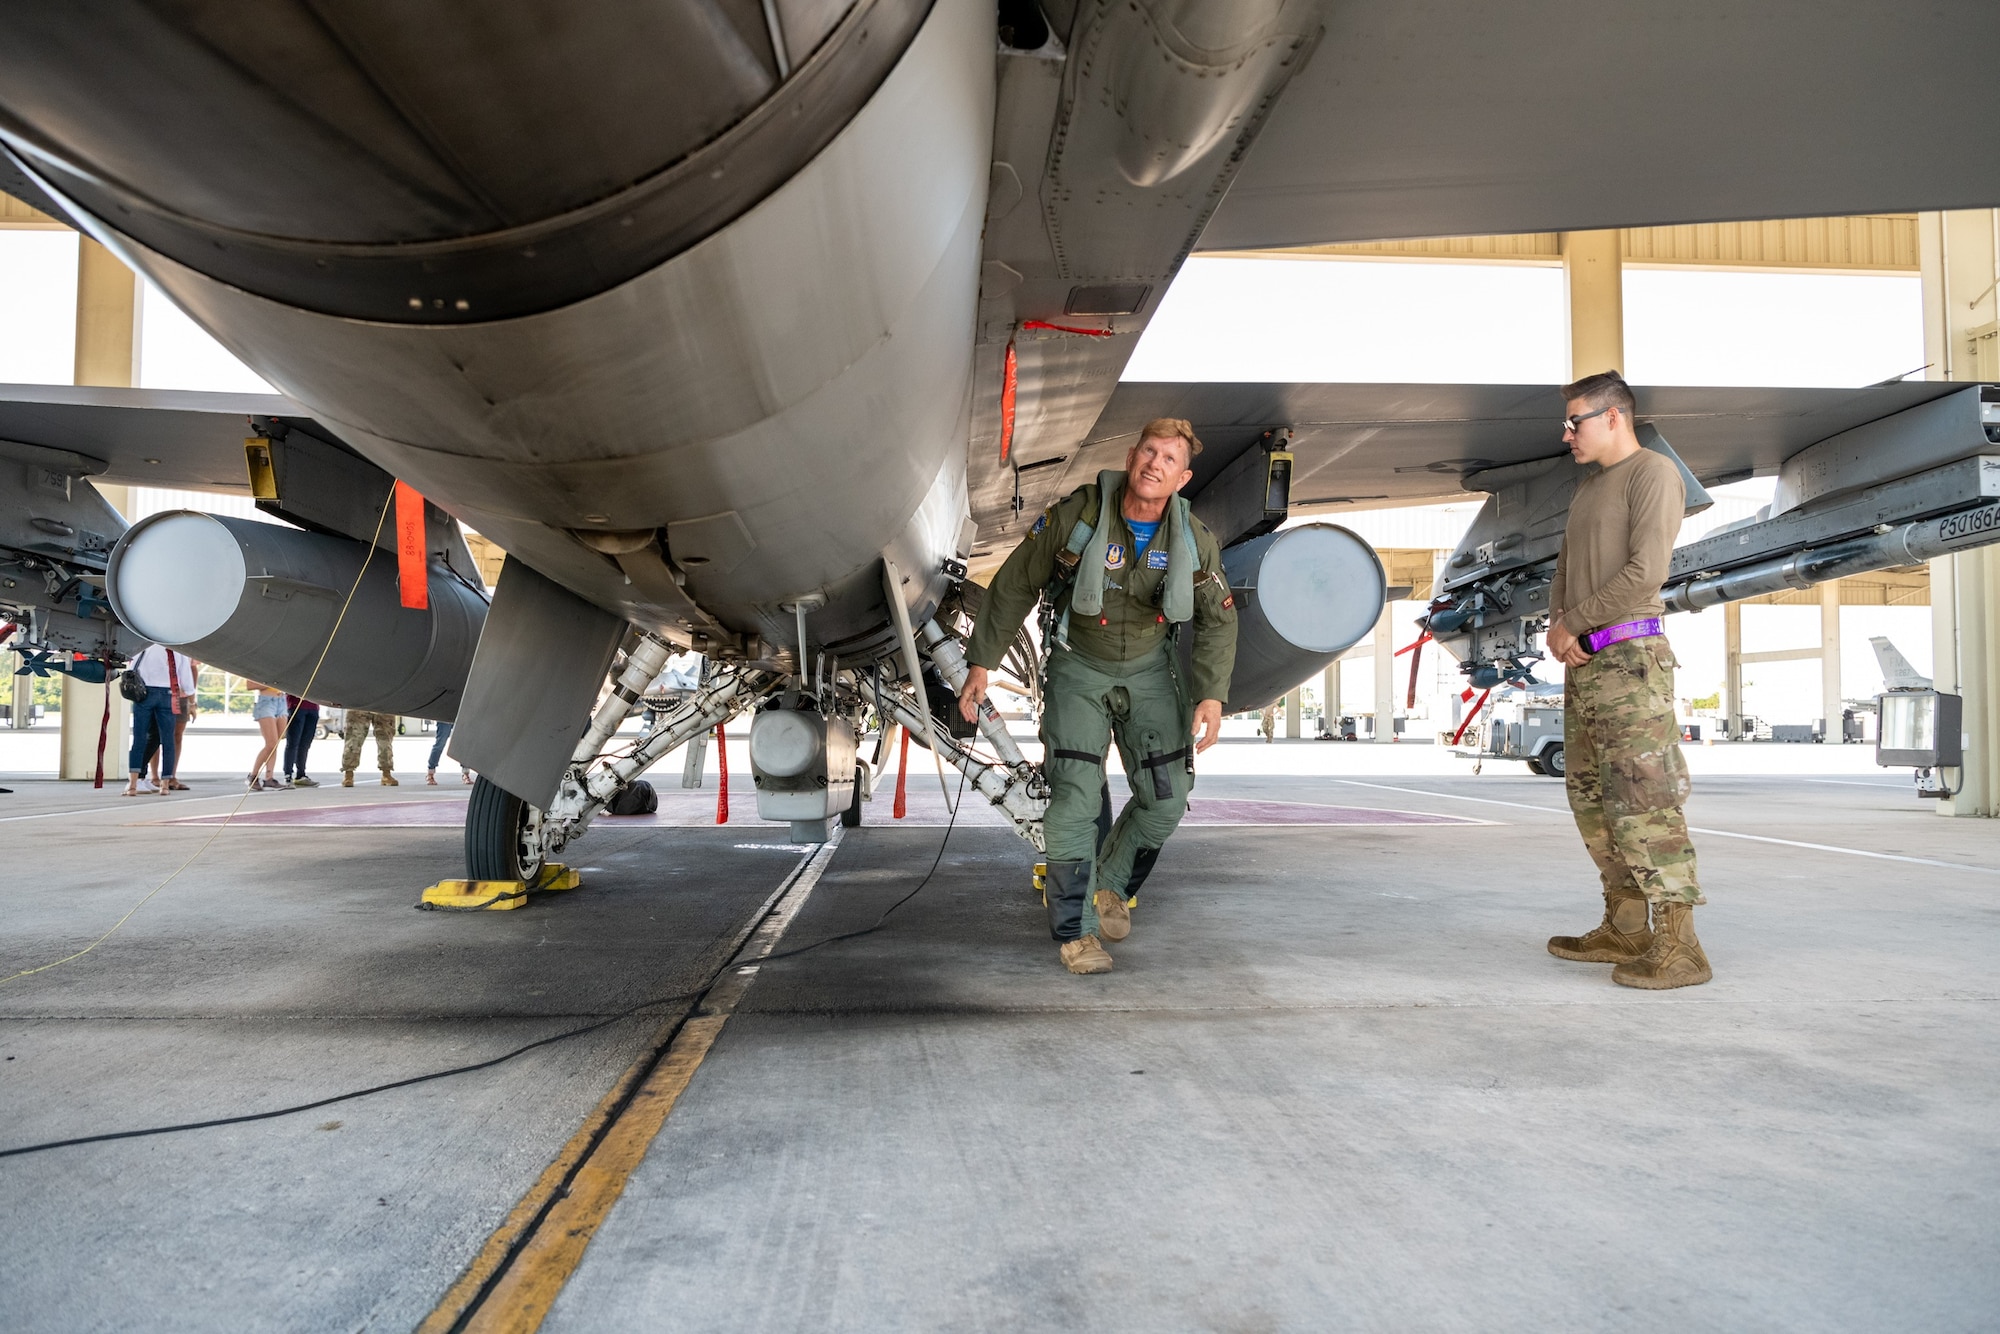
[
  {"left": 1214, "top": 523, "right": 1386, "bottom": 713},
  {"left": 106, "top": 511, "right": 486, "bottom": 719}
]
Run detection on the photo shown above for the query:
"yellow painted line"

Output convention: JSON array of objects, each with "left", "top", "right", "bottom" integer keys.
[
  {"left": 411, "top": 1003, "right": 693, "bottom": 1334},
  {"left": 420, "top": 831, "right": 843, "bottom": 1334}
]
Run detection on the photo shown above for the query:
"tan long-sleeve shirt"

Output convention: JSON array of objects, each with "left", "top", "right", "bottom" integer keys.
[{"left": 1550, "top": 448, "right": 1684, "bottom": 636}]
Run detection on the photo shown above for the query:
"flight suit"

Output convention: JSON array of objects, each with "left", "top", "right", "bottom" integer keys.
[{"left": 967, "top": 475, "right": 1237, "bottom": 942}]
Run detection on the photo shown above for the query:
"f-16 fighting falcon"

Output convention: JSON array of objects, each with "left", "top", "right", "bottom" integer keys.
[{"left": 3, "top": 0, "right": 2000, "bottom": 903}]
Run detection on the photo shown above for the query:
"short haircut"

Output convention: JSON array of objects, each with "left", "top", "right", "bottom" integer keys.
[
  {"left": 1137, "top": 416, "right": 1203, "bottom": 460},
  {"left": 1560, "top": 370, "right": 1636, "bottom": 420}
]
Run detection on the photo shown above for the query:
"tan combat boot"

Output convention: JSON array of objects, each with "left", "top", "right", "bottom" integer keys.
[
  {"left": 381, "top": 772, "right": 399, "bottom": 786},
  {"left": 1093, "top": 889, "right": 1131, "bottom": 942},
  {"left": 1060, "top": 935, "right": 1113, "bottom": 974},
  {"left": 1612, "top": 901, "right": 1712, "bottom": 989},
  {"left": 341, "top": 770, "right": 354, "bottom": 788},
  {"left": 1547, "top": 887, "right": 1651, "bottom": 963}
]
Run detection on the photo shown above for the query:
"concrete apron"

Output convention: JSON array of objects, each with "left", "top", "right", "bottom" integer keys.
[{"left": 0, "top": 766, "right": 1995, "bottom": 1331}]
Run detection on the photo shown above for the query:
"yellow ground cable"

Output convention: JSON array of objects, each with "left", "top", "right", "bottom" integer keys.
[{"left": 1, "top": 489, "right": 399, "bottom": 986}]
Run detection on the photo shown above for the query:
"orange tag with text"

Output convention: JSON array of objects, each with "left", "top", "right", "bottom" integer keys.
[{"left": 395, "top": 480, "right": 428, "bottom": 610}]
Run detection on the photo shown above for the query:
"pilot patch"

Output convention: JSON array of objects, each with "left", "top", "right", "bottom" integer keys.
[
  {"left": 1030, "top": 512, "right": 1048, "bottom": 536},
  {"left": 1146, "top": 548, "right": 1169, "bottom": 569},
  {"left": 1105, "top": 542, "right": 1125, "bottom": 570},
  {"left": 1221, "top": 594, "right": 1235, "bottom": 611}
]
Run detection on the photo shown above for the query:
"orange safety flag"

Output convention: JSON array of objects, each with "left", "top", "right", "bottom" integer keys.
[
  {"left": 999, "top": 342, "right": 1017, "bottom": 463},
  {"left": 394, "top": 480, "right": 428, "bottom": 610},
  {"left": 714, "top": 722, "right": 729, "bottom": 824},
  {"left": 893, "top": 726, "right": 909, "bottom": 819}
]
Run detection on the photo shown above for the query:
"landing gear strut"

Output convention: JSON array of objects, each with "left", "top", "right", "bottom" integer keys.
[{"left": 461, "top": 634, "right": 781, "bottom": 878}]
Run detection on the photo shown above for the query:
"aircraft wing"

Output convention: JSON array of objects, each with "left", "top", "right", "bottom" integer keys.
[
  {"left": 1202, "top": 0, "right": 2000, "bottom": 251},
  {"left": 0, "top": 383, "right": 314, "bottom": 493},
  {"left": 971, "top": 380, "right": 1964, "bottom": 564}
]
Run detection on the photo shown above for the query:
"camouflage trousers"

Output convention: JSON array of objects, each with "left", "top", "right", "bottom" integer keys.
[
  {"left": 1564, "top": 637, "right": 1704, "bottom": 906},
  {"left": 341, "top": 710, "right": 396, "bottom": 774}
]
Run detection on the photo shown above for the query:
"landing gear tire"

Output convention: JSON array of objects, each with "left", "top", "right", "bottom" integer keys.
[
  {"left": 841, "top": 763, "right": 865, "bottom": 828},
  {"left": 1542, "top": 744, "right": 1566, "bottom": 778},
  {"left": 1524, "top": 757, "right": 1546, "bottom": 776},
  {"left": 466, "top": 776, "right": 546, "bottom": 881}
]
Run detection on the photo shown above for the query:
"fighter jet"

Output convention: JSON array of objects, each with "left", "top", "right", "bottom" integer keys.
[{"left": 4, "top": 0, "right": 2000, "bottom": 876}]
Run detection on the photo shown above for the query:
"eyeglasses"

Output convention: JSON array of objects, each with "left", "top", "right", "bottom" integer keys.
[{"left": 1562, "top": 405, "right": 1612, "bottom": 435}]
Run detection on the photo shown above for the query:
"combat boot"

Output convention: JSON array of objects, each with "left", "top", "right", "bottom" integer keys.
[
  {"left": 380, "top": 772, "right": 399, "bottom": 786},
  {"left": 1612, "top": 900, "right": 1712, "bottom": 989},
  {"left": 1093, "top": 889, "right": 1131, "bottom": 942},
  {"left": 341, "top": 770, "right": 354, "bottom": 787},
  {"left": 1060, "top": 935, "right": 1113, "bottom": 974},
  {"left": 1547, "top": 887, "right": 1651, "bottom": 963}
]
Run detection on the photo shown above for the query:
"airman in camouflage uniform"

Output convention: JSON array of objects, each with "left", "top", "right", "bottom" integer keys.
[
  {"left": 1544, "top": 372, "right": 1711, "bottom": 989},
  {"left": 1563, "top": 637, "right": 1702, "bottom": 901},
  {"left": 960, "top": 420, "right": 1238, "bottom": 975},
  {"left": 340, "top": 709, "right": 399, "bottom": 786}
]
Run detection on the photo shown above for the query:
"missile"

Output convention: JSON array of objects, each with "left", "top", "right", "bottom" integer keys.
[
  {"left": 105, "top": 511, "right": 487, "bottom": 719},
  {"left": 1216, "top": 523, "right": 1387, "bottom": 713}
]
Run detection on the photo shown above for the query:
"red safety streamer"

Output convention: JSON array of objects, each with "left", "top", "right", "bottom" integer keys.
[
  {"left": 998, "top": 341, "right": 1017, "bottom": 464},
  {"left": 893, "top": 726, "right": 909, "bottom": 819},
  {"left": 1020, "top": 319, "right": 1116, "bottom": 337},
  {"left": 1405, "top": 635, "right": 1425, "bottom": 710},
  {"left": 1451, "top": 689, "right": 1492, "bottom": 747},
  {"left": 394, "top": 480, "right": 428, "bottom": 611},
  {"left": 93, "top": 679, "right": 109, "bottom": 789},
  {"left": 714, "top": 721, "right": 729, "bottom": 824}
]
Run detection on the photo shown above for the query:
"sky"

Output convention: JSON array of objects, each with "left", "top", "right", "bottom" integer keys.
[{"left": 1124, "top": 254, "right": 1925, "bottom": 387}]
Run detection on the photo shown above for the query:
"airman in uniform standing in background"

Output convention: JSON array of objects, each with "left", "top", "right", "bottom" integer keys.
[
  {"left": 958, "top": 418, "right": 1238, "bottom": 975},
  {"left": 1543, "top": 372, "right": 1711, "bottom": 989},
  {"left": 341, "top": 709, "right": 399, "bottom": 787}
]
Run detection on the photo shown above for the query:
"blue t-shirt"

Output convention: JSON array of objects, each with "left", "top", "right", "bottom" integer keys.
[{"left": 1126, "top": 518, "right": 1160, "bottom": 555}]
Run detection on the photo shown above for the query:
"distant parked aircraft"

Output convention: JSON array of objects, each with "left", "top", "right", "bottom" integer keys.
[{"left": 1870, "top": 637, "right": 1932, "bottom": 692}]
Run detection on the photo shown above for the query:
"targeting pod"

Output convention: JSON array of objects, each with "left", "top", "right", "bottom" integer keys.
[
  {"left": 1215, "top": 523, "right": 1386, "bottom": 713},
  {"left": 106, "top": 511, "right": 487, "bottom": 719}
]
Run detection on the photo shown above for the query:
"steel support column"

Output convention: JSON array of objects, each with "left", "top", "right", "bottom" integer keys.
[
  {"left": 1371, "top": 603, "right": 1395, "bottom": 742},
  {"left": 1562, "top": 229, "right": 1624, "bottom": 379},
  {"left": 1919, "top": 208, "right": 2000, "bottom": 814},
  {"left": 1820, "top": 580, "right": 1844, "bottom": 743},
  {"left": 60, "top": 238, "right": 137, "bottom": 780},
  {"left": 1724, "top": 601, "right": 1744, "bottom": 740}
]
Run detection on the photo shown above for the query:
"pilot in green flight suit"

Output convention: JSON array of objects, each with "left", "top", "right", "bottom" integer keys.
[{"left": 958, "top": 419, "right": 1238, "bottom": 974}]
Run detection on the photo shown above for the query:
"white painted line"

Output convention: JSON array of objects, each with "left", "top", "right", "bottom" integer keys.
[
  {"left": 1336, "top": 779, "right": 1565, "bottom": 816},
  {"left": 1337, "top": 779, "right": 2000, "bottom": 877},
  {"left": 0, "top": 793, "right": 261, "bottom": 823},
  {"left": 1684, "top": 827, "right": 2000, "bottom": 876}
]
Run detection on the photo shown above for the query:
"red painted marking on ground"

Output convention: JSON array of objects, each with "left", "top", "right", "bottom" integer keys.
[{"left": 151, "top": 793, "right": 1482, "bottom": 829}]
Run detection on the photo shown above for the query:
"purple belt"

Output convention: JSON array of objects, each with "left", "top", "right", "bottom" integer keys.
[{"left": 1583, "top": 617, "right": 1664, "bottom": 654}]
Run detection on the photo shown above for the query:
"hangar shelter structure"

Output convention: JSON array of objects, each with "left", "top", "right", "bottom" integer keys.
[{"left": 6, "top": 190, "right": 2000, "bottom": 817}]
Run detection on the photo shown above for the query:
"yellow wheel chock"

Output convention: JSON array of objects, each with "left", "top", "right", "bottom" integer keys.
[{"left": 417, "top": 863, "right": 581, "bottom": 911}]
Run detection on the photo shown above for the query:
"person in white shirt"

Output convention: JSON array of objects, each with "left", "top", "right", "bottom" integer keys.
[
  {"left": 122, "top": 644, "right": 194, "bottom": 797},
  {"left": 146, "top": 654, "right": 201, "bottom": 791}
]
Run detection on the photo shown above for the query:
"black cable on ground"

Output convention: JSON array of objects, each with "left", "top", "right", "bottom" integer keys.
[{"left": 0, "top": 767, "right": 971, "bottom": 1162}]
